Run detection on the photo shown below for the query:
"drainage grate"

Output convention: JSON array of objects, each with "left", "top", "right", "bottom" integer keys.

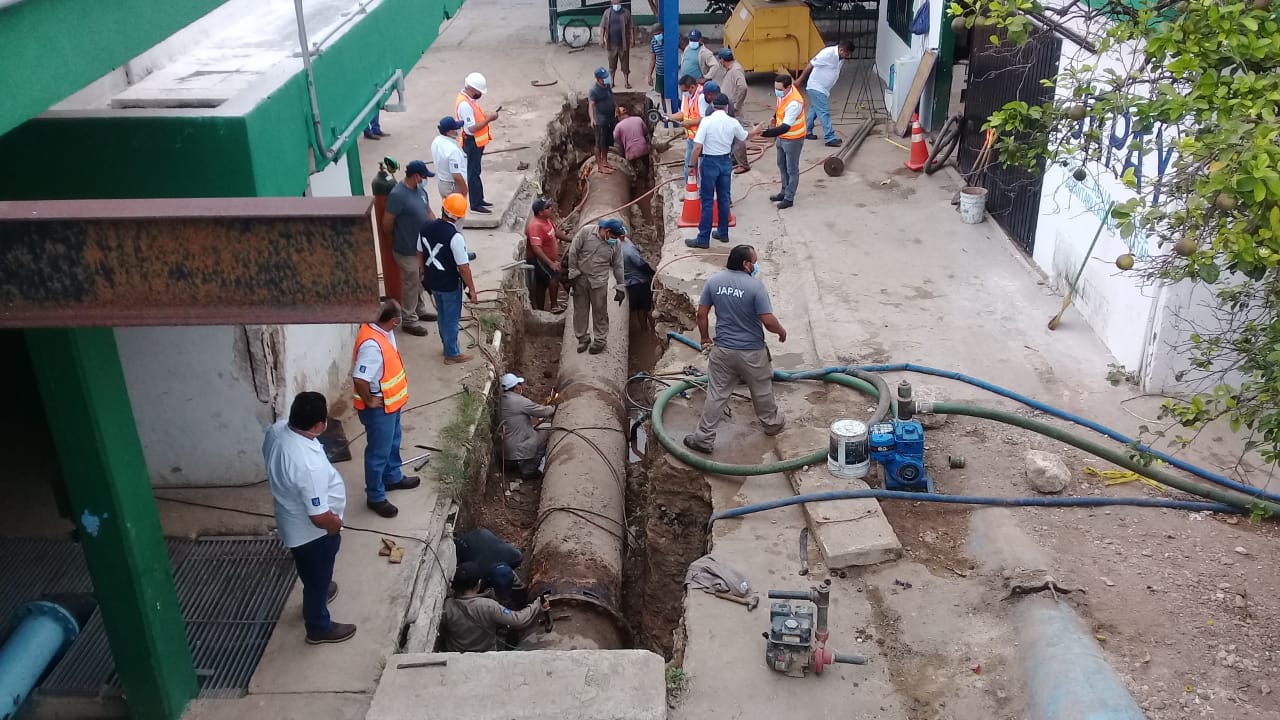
[{"left": 0, "top": 536, "right": 296, "bottom": 700}]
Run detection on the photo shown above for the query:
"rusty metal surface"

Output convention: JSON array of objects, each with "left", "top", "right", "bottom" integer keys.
[{"left": 0, "top": 197, "right": 378, "bottom": 327}]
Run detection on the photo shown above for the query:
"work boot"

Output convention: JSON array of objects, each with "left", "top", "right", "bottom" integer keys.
[
  {"left": 684, "top": 238, "right": 710, "bottom": 249},
  {"left": 805, "top": 133, "right": 818, "bottom": 140},
  {"left": 577, "top": 337, "right": 591, "bottom": 353},
  {"left": 363, "top": 132, "right": 380, "bottom": 141},
  {"left": 769, "top": 192, "right": 785, "bottom": 202},
  {"left": 763, "top": 420, "right": 787, "bottom": 437},
  {"left": 327, "top": 581, "right": 339, "bottom": 603},
  {"left": 385, "top": 476, "right": 421, "bottom": 491},
  {"left": 711, "top": 231, "right": 729, "bottom": 243},
  {"left": 682, "top": 434, "right": 714, "bottom": 454},
  {"left": 306, "top": 622, "right": 357, "bottom": 645},
  {"left": 366, "top": 500, "right": 399, "bottom": 518},
  {"left": 588, "top": 340, "right": 607, "bottom": 354},
  {"left": 472, "top": 205, "right": 493, "bottom": 214},
  {"left": 444, "top": 353, "right": 473, "bottom": 364},
  {"left": 401, "top": 322, "right": 429, "bottom": 337},
  {"left": 776, "top": 200, "right": 794, "bottom": 210},
  {"left": 418, "top": 310, "right": 438, "bottom": 321},
  {"left": 825, "top": 138, "right": 842, "bottom": 147}
]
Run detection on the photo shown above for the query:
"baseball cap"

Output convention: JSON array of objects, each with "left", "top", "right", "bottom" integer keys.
[
  {"left": 532, "top": 198, "right": 551, "bottom": 213},
  {"left": 712, "top": 93, "right": 729, "bottom": 107},
  {"left": 689, "top": 29, "right": 702, "bottom": 41},
  {"left": 405, "top": 160, "right": 434, "bottom": 178},
  {"left": 703, "top": 81, "right": 720, "bottom": 94},
  {"left": 594, "top": 67, "right": 609, "bottom": 79},
  {"left": 717, "top": 48, "right": 734, "bottom": 60},
  {"left": 599, "top": 218, "right": 627, "bottom": 237},
  {"left": 500, "top": 373, "right": 524, "bottom": 390},
  {"left": 438, "top": 116, "right": 464, "bottom": 133}
]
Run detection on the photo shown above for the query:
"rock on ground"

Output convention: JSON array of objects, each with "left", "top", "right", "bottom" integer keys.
[{"left": 1024, "top": 449, "right": 1069, "bottom": 494}]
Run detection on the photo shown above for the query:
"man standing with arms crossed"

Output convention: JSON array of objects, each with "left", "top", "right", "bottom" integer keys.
[
  {"left": 599, "top": 0, "right": 635, "bottom": 89},
  {"left": 432, "top": 116, "right": 469, "bottom": 201},
  {"left": 796, "top": 40, "right": 856, "bottom": 147},
  {"left": 683, "top": 244, "right": 787, "bottom": 454},
  {"left": 761, "top": 75, "right": 807, "bottom": 210},
  {"left": 382, "top": 160, "right": 436, "bottom": 335},
  {"left": 352, "top": 298, "right": 422, "bottom": 519},
  {"left": 264, "top": 391, "right": 356, "bottom": 644},
  {"left": 456, "top": 73, "right": 500, "bottom": 214},
  {"left": 419, "top": 194, "right": 480, "bottom": 365}
]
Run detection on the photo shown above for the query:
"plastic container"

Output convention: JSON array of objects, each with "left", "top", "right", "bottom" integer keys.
[
  {"left": 827, "top": 419, "right": 870, "bottom": 479},
  {"left": 959, "top": 186, "right": 988, "bottom": 224}
]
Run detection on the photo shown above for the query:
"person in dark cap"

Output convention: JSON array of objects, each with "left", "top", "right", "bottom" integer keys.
[
  {"left": 687, "top": 94, "right": 747, "bottom": 249},
  {"left": 588, "top": 67, "right": 617, "bottom": 175},
  {"left": 381, "top": 160, "right": 436, "bottom": 335},
  {"left": 441, "top": 563, "right": 549, "bottom": 653},
  {"left": 432, "top": 116, "right": 471, "bottom": 208},
  {"left": 564, "top": 218, "right": 626, "bottom": 354}
]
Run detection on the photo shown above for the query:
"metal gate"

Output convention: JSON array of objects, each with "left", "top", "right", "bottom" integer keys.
[{"left": 959, "top": 29, "right": 1062, "bottom": 254}]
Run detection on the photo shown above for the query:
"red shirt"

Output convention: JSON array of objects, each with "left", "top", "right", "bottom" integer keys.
[{"left": 526, "top": 216, "right": 559, "bottom": 261}]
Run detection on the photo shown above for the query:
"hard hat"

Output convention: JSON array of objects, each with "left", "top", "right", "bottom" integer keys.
[
  {"left": 382, "top": 156, "right": 399, "bottom": 172},
  {"left": 499, "top": 373, "right": 524, "bottom": 390},
  {"left": 443, "top": 193, "right": 469, "bottom": 219},
  {"left": 465, "top": 72, "right": 488, "bottom": 93}
]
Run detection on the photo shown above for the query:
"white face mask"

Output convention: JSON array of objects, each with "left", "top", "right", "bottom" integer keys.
[
  {"left": 689, "top": 41, "right": 700, "bottom": 48},
  {"left": 612, "top": 3, "right": 621, "bottom": 10}
]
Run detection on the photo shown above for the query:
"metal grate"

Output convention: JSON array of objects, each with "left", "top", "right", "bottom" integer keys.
[{"left": 0, "top": 536, "right": 296, "bottom": 700}]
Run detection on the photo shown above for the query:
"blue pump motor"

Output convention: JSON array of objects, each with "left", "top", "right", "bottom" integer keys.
[{"left": 868, "top": 420, "right": 932, "bottom": 492}]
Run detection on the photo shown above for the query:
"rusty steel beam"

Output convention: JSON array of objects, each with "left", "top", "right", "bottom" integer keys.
[{"left": 0, "top": 197, "right": 379, "bottom": 328}]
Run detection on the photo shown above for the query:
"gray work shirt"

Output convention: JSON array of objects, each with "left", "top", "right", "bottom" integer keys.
[
  {"left": 499, "top": 391, "right": 555, "bottom": 460},
  {"left": 386, "top": 181, "right": 431, "bottom": 256},
  {"left": 564, "top": 229, "right": 625, "bottom": 289},
  {"left": 442, "top": 595, "right": 542, "bottom": 653},
  {"left": 699, "top": 269, "right": 773, "bottom": 350}
]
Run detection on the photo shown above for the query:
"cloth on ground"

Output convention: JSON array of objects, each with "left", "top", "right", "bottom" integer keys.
[{"left": 685, "top": 553, "right": 751, "bottom": 597}]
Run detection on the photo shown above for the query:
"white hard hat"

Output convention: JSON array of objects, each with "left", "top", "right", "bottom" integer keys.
[
  {"left": 465, "top": 72, "right": 488, "bottom": 93},
  {"left": 500, "top": 373, "right": 524, "bottom": 391}
]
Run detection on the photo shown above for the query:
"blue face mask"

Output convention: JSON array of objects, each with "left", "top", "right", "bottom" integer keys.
[
  {"left": 606, "top": 237, "right": 619, "bottom": 246},
  {"left": 774, "top": 89, "right": 785, "bottom": 98},
  {"left": 654, "top": 33, "right": 663, "bottom": 42},
  {"left": 750, "top": 262, "right": 761, "bottom": 277}
]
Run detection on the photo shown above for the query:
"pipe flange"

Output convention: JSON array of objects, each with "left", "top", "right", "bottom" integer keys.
[
  {"left": 542, "top": 592, "right": 633, "bottom": 646},
  {"left": 15, "top": 600, "right": 81, "bottom": 643}
]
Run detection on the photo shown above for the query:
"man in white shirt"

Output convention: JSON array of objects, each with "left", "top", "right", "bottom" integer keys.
[
  {"left": 687, "top": 94, "right": 748, "bottom": 249},
  {"left": 263, "top": 392, "right": 357, "bottom": 645},
  {"left": 432, "top": 116, "right": 469, "bottom": 202},
  {"left": 796, "top": 40, "right": 856, "bottom": 147}
]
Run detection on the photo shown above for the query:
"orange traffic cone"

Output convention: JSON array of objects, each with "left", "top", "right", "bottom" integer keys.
[
  {"left": 905, "top": 113, "right": 929, "bottom": 171},
  {"left": 676, "top": 170, "right": 737, "bottom": 229}
]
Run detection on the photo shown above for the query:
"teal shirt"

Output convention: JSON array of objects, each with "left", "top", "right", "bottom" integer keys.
[{"left": 680, "top": 45, "right": 703, "bottom": 80}]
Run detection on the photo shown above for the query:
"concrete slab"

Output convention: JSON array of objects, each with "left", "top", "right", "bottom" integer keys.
[
  {"left": 366, "top": 650, "right": 667, "bottom": 720},
  {"left": 183, "top": 693, "right": 370, "bottom": 720},
  {"left": 451, "top": 171, "right": 527, "bottom": 229},
  {"left": 248, "top": 531, "right": 422, "bottom": 695},
  {"left": 791, "top": 465, "right": 903, "bottom": 568}
]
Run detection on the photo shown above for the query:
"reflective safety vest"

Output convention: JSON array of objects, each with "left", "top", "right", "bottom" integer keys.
[
  {"left": 352, "top": 324, "right": 408, "bottom": 413},
  {"left": 455, "top": 92, "right": 492, "bottom": 148},
  {"left": 774, "top": 86, "right": 807, "bottom": 140},
  {"left": 681, "top": 87, "right": 704, "bottom": 140}
]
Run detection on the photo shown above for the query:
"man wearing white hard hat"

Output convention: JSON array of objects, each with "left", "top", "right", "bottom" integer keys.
[
  {"left": 497, "top": 373, "right": 555, "bottom": 480},
  {"left": 455, "top": 73, "right": 501, "bottom": 214}
]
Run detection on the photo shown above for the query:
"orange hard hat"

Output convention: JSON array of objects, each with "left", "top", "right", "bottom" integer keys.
[{"left": 443, "top": 193, "right": 469, "bottom": 219}]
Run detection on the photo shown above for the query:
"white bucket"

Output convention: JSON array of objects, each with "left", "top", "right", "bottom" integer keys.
[
  {"left": 958, "top": 186, "right": 988, "bottom": 224},
  {"left": 828, "top": 419, "right": 870, "bottom": 479}
]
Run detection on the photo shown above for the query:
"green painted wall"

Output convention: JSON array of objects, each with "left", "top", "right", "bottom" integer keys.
[
  {"left": 0, "top": 0, "right": 465, "bottom": 200},
  {"left": 0, "top": 0, "right": 227, "bottom": 138}
]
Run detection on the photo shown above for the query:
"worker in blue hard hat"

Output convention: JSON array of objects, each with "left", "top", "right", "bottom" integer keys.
[{"left": 563, "top": 218, "right": 627, "bottom": 354}]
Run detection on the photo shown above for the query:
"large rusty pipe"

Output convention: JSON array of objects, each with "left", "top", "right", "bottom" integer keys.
[{"left": 526, "top": 160, "right": 633, "bottom": 649}]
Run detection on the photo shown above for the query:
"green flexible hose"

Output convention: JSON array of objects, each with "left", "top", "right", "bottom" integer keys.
[{"left": 649, "top": 372, "right": 1280, "bottom": 517}]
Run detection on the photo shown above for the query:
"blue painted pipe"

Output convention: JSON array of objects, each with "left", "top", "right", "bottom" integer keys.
[
  {"left": 662, "top": 331, "right": 1278, "bottom": 504},
  {"left": 0, "top": 601, "right": 81, "bottom": 719},
  {"left": 1018, "top": 599, "right": 1145, "bottom": 720}
]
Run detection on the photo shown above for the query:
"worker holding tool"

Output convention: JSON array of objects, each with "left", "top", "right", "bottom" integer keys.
[
  {"left": 563, "top": 218, "right": 627, "bottom": 354},
  {"left": 352, "top": 298, "right": 422, "bottom": 519},
  {"left": 683, "top": 244, "right": 786, "bottom": 454},
  {"left": 381, "top": 160, "right": 437, "bottom": 336},
  {"left": 455, "top": 527, "right": 526, "bottom": 604},
  {"left": 687, "top": 93, "right": 747, "bottom": 249},
  {"left": 431, "top": 116, "right": 469, "bottom": 202},
  {"left": 441, "top": 564, "right": 550, "bottom": 653},
  {"left": 418, "top": 193, "right": 479, "bottom": 365},
  {"left": 456, "top": 72, "right": 499, "bottom": 214},
  {"left": 759, "top": 74, "right": 807, "bottom": 210},
  {"left": 662, "top": 75, "right": 704, "bottom": 179},
  {"left": 498, "top": 372, "right": 556, "bottom": 480},
  {"left": 525, "top": 198, "right": 571, "bottom": 313},
  {"left": 263, "top": 392, "right": 356, "bottom": 644},
  {"left": 795, "top": 40, "right": 857, "bottom": 148}
]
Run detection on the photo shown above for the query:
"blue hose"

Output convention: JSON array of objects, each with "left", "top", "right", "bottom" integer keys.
[
  {"left": 709, "top": 489, "right": 1242, "bottom": 525},
  {"left": 662, "top": 331, "right": 1278, "bottom": 505}
]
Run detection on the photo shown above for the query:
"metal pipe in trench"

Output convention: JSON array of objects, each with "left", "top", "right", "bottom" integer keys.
[
  {"left": 0, "top": 601, "right": 82, "bottom": 719},
  {"left": 526, "top": 160, "right": 633, "bottom": 649}
]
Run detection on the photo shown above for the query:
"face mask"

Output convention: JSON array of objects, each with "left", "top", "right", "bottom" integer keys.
[
  {"left": 654, "top": 33, "right": 662, "bottom": 42},
  {"left": 602, "top": 78, "right": 611, "bottom": 87},
  {"left": 750, "top": 262, "right": 761, "bottom": 277},
  {"left": 775, "top": 89, "right": 785, "bottom": 98},
  {"left": 689, "top": 41, "right": 700, "bottom": 48},
  {"left": 612, "top": 3, "right": 621, "bottom": 10},
  {"left": 606, "top": 237, "right": 619, "bottom": 246}
]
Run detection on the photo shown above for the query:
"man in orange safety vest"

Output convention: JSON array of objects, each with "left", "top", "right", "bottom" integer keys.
[{"left": 456, "top": 72, "right": 501, "bottom": 214}]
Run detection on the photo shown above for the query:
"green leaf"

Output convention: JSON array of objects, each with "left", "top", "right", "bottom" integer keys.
[{"left": 1197, "top": 263, "right": 1221, "bottom": 284}]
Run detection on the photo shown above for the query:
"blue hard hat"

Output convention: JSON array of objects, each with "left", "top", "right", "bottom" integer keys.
[{"left": 599, "top": 218, "right": 627, "bottom": 236}]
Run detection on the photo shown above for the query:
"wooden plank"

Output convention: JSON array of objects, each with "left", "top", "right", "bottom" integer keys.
[{"left": 894, "top": 49, "right": 937, "bottom": 137}]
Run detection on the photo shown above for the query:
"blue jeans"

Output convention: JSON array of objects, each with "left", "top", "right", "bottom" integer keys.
[
  {"left": 291, "top": 533, "right": 341, "bottom": 635},
  {"left": 776, "top": 138, "right": 803, "bottom": 202},
  {"left": 805, "top": 89, "right": 835, "bottom": 143},
  {"left": 697, "top": 154, "right": 732, "bottom": 243},
  {"left": 366, "top": 112, "right": 382, "bottom": 135},
  {"left": 463, "top": 135, "right": 486, "bottom": 206},
  {"left": 357, "top": 407, "right": 403, "bottom": 503},
  {"left": 433, "top": 287, "right": 464, "bottom": 358}
]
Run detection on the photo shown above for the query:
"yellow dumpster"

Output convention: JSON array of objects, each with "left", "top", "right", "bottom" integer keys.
[{"left": 723, "top": 0, "right": 826, "bottom": 74}]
